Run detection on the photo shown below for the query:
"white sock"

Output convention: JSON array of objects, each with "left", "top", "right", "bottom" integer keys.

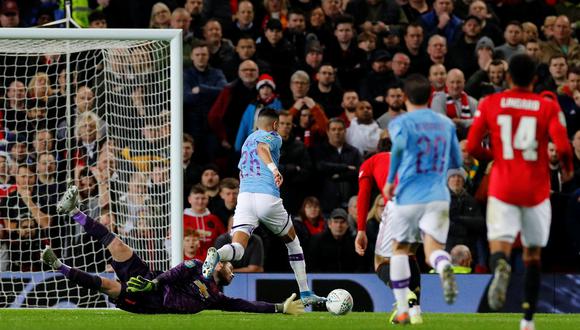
[
  {"left": 429, "top": 249, "right": 452, "bottom": 276},
  {"left": 217, "top": 242, "right": 244, "bottom": 262},
  {"left": 390, "top": 254, "right": 411, "bottom": 313},
  {"left": 286, "top": 236, "right": 309, "bottom": 292}
]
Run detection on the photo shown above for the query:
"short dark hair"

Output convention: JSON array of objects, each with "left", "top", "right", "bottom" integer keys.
[
  {"left": 508, "top": 54, "right": 537, "bottom": 87},
  {"left": 404, "top": 23, "right": 423, "bottom": 36},
  {"left": 403, "top": 74, "right": 431, "bottom": 105},
  {"left": 258, "top": 108, "right": 279, "bottom": 121},
  {"left": 568, "top": 66, "right": 580, "bottom": 77},
  {"left": 334, "top": 15, "right": 354, "bottom": 29},
  {"left": 488, "top": 59, "right": 505, "bottom": 70},
  {"left": 327, "top": 117, "right": 346, "bottom": 129},
  {"left": 506, "top": 20, "right": 523, "bottom": 29},
  {"left": 89, "top": 10, "right": 106, "bottom": 23},
  {"left": 548, "top": 54, "right": 567, "bottom": 66},
  {"left": 183, "top": 133, "right": 194, "bottom": 145},
  {"left": 190, "top": 184, "right": 206, "bottom": 195},
  {"left": 191, "top": 40, "right": 209, "bottom": 51},
  {"left": 219, "top": 177, "right": 240, "bottom": 190},
  {"left": 288, "top": 8, "right": 305, "bottom": 18}
]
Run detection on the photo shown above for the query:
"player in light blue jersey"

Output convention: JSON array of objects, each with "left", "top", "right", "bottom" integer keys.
[
  {"left": 202, "top": 108, "right": 325, "bottom": 306},
  {"left": 384, "top": 74, "right": 462, "bottom": 325}
]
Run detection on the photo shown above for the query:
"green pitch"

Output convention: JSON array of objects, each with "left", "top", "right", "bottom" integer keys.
[{"left": 1, "top": 310, "right": 579, "bottom": 330}]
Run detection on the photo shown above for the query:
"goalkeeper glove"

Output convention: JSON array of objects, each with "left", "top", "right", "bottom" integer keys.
[
  {"left": 278, "top": 293, "right": 305, "bottom": 315},
  {"left": 127, "top": 275, "right": 158, "bottom": 293}
]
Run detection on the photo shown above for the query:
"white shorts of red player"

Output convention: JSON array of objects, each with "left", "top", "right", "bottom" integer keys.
[
  {"left": 390, "top": 201, "right": 450, "bottom": 245},
  {"left": 486, "top": 197, "right": 551, "bottom": 247},
  {"left": 232, "top": 192, "right": 292, "bottom": 237}
]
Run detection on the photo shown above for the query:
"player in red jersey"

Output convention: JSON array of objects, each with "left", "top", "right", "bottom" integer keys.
[
  {"left": 467, "top": 54, "right": 573, "bottom": 330},
  {"left": 354, "top": 148, "right": 422, "bottom": 324}
]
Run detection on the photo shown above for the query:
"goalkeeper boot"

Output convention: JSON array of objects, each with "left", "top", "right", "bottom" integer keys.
[
  {"left": 300, "top": 291, "right": 327, "bottom": 306},
  {"left": 57, "top": 185, "right": 79, "bottom": 215},
  {"left": 488, "top": 259, "right": 511, "bottom": 311},
  {"left": 202, "top": 247, "right": 220, "bottom": 279},
  {"left": 520, "top": 319, "right": 535, "bottom": 330},
  {"left": 41, "top": 246, "right": 62, "bottom": 269},
  {"left": 391, "top": 311, "right": 410, "bottom": 325},
  {"left": 441, "top": 264, "right": 458, "bottom": 304},
  {"left": 407, "top": 291, "right": 423, "bottom": 325}
]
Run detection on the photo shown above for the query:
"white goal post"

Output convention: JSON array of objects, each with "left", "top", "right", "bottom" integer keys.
[{"left": 0, "top": 28, "right": 183, "bottom": 307}]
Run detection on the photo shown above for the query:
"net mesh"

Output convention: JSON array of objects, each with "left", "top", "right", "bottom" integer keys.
[{"left": 0, "top": 38, "right": 172, "bottom": 307}]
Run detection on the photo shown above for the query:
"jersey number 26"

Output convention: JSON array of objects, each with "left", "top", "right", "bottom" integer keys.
[{"left": 497, "top": 115, "right": 538, "bottom": 161}]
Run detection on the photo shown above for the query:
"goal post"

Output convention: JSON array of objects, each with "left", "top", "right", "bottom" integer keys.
[{"left": 0, "top": 28, "right": 183, "bottom": 307}]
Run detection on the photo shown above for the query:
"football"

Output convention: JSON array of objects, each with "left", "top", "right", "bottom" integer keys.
[{"left": 326, "top": 289, "right": 354, "bottom": 316}]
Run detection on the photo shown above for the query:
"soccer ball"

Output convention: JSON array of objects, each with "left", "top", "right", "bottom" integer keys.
[{"left": 326, "top": 289, "right": 353, "bottom": 315}]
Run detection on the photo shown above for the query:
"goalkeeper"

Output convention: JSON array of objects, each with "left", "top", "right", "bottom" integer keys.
[{"left": 41, "top": 186, "right": 304, "bottom": 315}]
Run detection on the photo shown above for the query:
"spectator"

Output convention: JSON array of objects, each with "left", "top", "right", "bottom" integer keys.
[
  {"left": 222, "top": 36, "right": 271, "bottom": 82},
  {"left": 346, "top": 100, "right": 384, "bottom": 157},
  {"left": 346, "top": 195, "right": 358, "bottom": 237},
  {"left": 0, "top": 0, "right": 20, "bottom": 28},
  {"left": 446, "top": 168, "right": 485, "bottom": 267},
  {"left": 401, "top": 0, "right": 430, "bottom": 24},
  {"left": 148, "top": 162, "right": 170, "bottom": 215},
  {"left": 73, "top": 111, "right": 104, "bottom": 168},
  {"left": 117, "top": 172, "right": 150, "bottom": 235},
  {"left": 200, "top": 164, "right": 221, "bottom": 210},
  {"left": 293, "top": 196, "right": 326, "bottom": 249},
  {"left": 286, "top": 71, "right": 329, "bottom": 148},
  {"left": 183, "top": 228, "right": 201, "bottom": 261},
  {"left": 401, "top": 23, "right": 429, "bottom": 75},
  {"left": 357, "top": 31, "right": 377, "bottom": 67},
  {"left": 183, "top": 184, "right": 226, "bottom": 260},
  {"left": 3, "top": 80, "right": 26, "bottom": 136},
  {"left": 425, "top": 34, "right": 450, "bottom": 76},
  {"left": 473, "top": 36, "right": 495, "bottom": 79},
  {"left": 360, "top": 49, "right": 396, "bottom": 106},
  {"left": 185, "top": 0, "right": 205, "bottom": 37},
  {"left": 0, "top": 152, "right": 15, "bottom": 198},
  {"left": 363, "top": 195, "right": 384, "bottom": 271},
  {"left": 541, "top": 15, "right": 557, "bottom": 40},
  {"left": 277, "top": 111, "right": 313, "bottom": 215},
  {"left": 431, "top": 68, "right": 477, "bottom": 139},
  {"left": 202, "top": 0, "right": 233, "bottom": 30},
  {"left": 548, "top": 141, "right": 575, "bottom": 194},
  {"left": 321, "top": 0, "right": 343, "bottom": 24},
  {"left": 88, "top": 10, "right": 107, "bottom": 29},
  {"left": 468, "top": 0, "right": 503, "bottom": 46},
  {"left": 536, "top": 54, "right": 568, "bottom": 93},
  {"left": 450, "top": 244, "right": 473, "bottom": 273},
  {"left": 211, "top": 177, "right": 239, "bottom": 227},
  {"left": 428, "top": 63, "right": 447, "bottom": 101},
  {"left": 57, "top": 85, "right": 96, "bottom": 142},
  {"left": 235, "top": 74, "right": 283, "bottom": 152},
  {"left": 215, "top": 215, "right": 265, "bottom": 272},
  {"left": 420, "top": 0, "right": 462, "bottom": 43},
  {"left": 285, "top": 9, "right": 309, "bottom": 58},
  {"left": 522, "top": 22, "right": 539, "bottom": 43},
  {"left": 309, "top": 64, "right": 344, "bottom": 118},
  {"left": 36, "top": 152, "right": 62, "bottom": 215},
  {"left": 377, "top": 84, "right": 406, "bottom": 130},
  {"left": 183, "top": 134, "right": 202, "bottom": 205},
  {"left": 449, "top": 15, "right": 482, "bottom": 78},
  {"left": 391, "top": 52, "right": 411, "bottom": 80},
  {"left": 225, "top": 1, "right": 260, "bottom": 46},
  {"left": 541, "top": 15, "right": 580, "bottom": 67},
  {"left": 149, "top": 2, "right": 171, "bottom": 29},
  {"left": 460, "top": 140, "right": 485, "bottom": 196},
  {"left": 261, "top": 0, "right": 289, "bottom": 31},
  {"left": 558, "top": 67, "right": 580, "bottom": 138},
  {"left": 324, "top": 15, "right": 365, "bottom": 90},
  {"left": 171, "top": 8, "right": 194, "bottom": 68},
  {"left": 312, "top": 118, "right": 362, "bottom": 213},
  {"left": 346, "top": 0, "right": 404, "bottom": 34},
  {"left": 308, "top": 208, "right": 361, "bottom": 272},
  {"left": 495, "top": 21, "right": 526, "bottom": 61},
  {"left": 203, "top": 19, "right": 236, "bottom": 69},
  {"left": 307, "top": 6, "right": 333, "bottom": 47},
  {"left": 338, "top": 90, "right": 359, "bottom": 127},
  {"left": 294, "top": 41, "right": 325, "bottom": 81},
  {"left": 184, "top": 40, "right": 228, "bottom": 155},
  {"left": 466, "top": 59, "right": 508, "bottom": 99},
  {"left": 8, "top": 214, "right": 46, "bottom": 271},
  {"left": 208, "top": 59, "right": 259, "bottom": 159},
  {"left": 256, "top": 19, "right": 297, "bottom": 95}
]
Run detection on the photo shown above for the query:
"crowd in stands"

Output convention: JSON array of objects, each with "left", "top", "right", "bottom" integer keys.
[{"left": 0, "top": 0, "right": 580, "bottom": 275}]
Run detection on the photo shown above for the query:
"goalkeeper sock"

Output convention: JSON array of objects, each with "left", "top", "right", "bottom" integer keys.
[
  {"left": 390, "top": 254, "right": 410, "bottom": 313},
  {"left": 409, "top": 255, "right": 421, "bottom": 305},
  {"left": 523, "top": 260, "right": 541, "bottom": 321},
  {"left": 72, "top": 211, "right": 116, "bottom": 248},
  {"left": 376, "top": 262, "right": 391, "bottom": 288},
  {"left": 67, "top": 267, "right": 102, "bottom": 291},
  {"left": 217, "top": 242, "right": 244, "bottom": 262},
  {"left": 285, "top": 236, "right": 309, "bottom": 292}
]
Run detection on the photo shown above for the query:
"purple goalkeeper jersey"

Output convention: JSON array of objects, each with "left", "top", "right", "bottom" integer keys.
[{"left": 116, "top": 259, "right": 275, "bottom": 314}]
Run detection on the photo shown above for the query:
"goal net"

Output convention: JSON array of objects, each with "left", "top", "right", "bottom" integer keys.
[{"left": 0, "top": 29, "right": 182, "bottom": 308}]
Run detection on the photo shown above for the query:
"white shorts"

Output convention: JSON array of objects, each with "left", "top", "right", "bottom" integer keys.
[
  {"left": 375, "top": 201, "right": 394, "bottom": 258},
  {"left": 486, "top": 197, "right": 551, "bottom": 247},
  {"left": 232, "top": 192, "right": 292, "bottom": 236},
  {"left": 390, "top": 201, "right": 450, "bottom": 244}
]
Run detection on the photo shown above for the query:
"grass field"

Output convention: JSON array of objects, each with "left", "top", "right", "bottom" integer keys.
[{"left": 1, "top": 310, "right": 579, "bottom": 330}]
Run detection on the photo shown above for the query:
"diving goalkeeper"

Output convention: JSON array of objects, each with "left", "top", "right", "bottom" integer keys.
[{"left": 41, "top": 186, "right": 304, "bottom": 315}]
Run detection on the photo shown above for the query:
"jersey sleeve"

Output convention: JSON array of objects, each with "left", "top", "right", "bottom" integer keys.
[
  {"left": 387, "top": 119, "right": 406, "bottom": 184},
  {"left": 357, "top": 161, "right": 373, "bottom": 231},
  {"left": 155, "top": 261, "right": 199, "bottom": 286},
  {"left": 255, "top": 131, "right": 277, "bottom": 150},
  {"left": 466, "top": 97, "right": 493, "bottom": 161},
  {"left": 547, "top": 101, "right": 574, "bottom": 172},
  {"left": 212, "top": 296, "right": 276, "bottom": 313}
]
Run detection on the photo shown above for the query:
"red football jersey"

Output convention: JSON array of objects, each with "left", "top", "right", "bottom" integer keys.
[
  {"left": 183, "top": 209, "right": 226, "bottom": 260},
  {"left": 357, "top": 152, "right": 390, "bottom": 231},
  {"left": 467, "top": 88, "right": 573, "bottom": 206}
]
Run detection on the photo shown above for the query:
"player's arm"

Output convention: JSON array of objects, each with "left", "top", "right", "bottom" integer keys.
[
  {"left": 355, "top": 175, "right": 372, "bottom": 256},
  {"left": 384, "top": 122, "right": 404, "bottom": 199},
  {"left": 214, "top": 293, "right": 304, "bottom": 315},
  {"left": 127, "top": 262, "right": 193, "bottom": 293},
  {"left": 466, "top": 100, "right": 493, "bottom": 161},
  {"left": 548, "top": 102, "right": 574, "bottom": 178},
  {"left": 256, "top": 142, "right": 283, "bottom": 187}
]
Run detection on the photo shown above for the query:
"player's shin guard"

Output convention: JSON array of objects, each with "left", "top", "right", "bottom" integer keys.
[
  {"left": 409, "top": 255, "right": 421, "bottom": 304},
  {"left": 376, "top": 262, "right": 391, "bottom": 288},
  {"left": 67, "top": 267, "right": 103, "bottom": 291},
  {"left": 390, "top": 254, "right": 411, "bottom": 313},
  {"left": 217, "top": 242, "right": 244, "bottom": 262},
  {"left": 523, "top": 260, "right": 541, "bottom": 321},
  {"left": 72, "top": 211, "right": 116, "bottom": 247},
  {"left": 285, "top": 236, "right": 309, "bottom": 292}
]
